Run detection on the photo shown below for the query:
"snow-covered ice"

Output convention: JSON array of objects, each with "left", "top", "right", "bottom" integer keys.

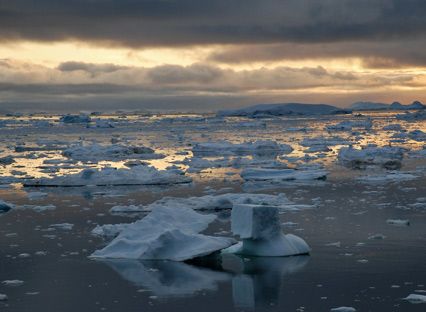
[
  {"left": 90, "top": 206, "right": 235, "bottom": 261},
  {"left": 223, "top": 204, "right": 310, "bottom": 257},
  {"left": 23, "top": 166, "right": 191, "bottom": 187}
]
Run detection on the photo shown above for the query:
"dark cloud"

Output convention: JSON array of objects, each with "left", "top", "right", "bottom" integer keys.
[
  {"left": 208, "top": 40, "right": 426, "bottom": 67},
  {"left": 57, "top": 62, "right": 128, "bottom": 76},
  {"left": 1, "top": 0, "right": 425, "bottom": 47}
]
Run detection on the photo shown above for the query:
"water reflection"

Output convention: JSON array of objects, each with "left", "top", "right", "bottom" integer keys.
[{"left": 98, "top": 254, "right": 309, "bottom": 308}]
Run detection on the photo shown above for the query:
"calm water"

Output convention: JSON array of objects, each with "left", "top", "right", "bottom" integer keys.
[{"left": 0, "top": 112, "right": 425, "bottom": 311}]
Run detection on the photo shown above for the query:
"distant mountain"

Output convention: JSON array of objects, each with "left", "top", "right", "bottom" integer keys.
[
  {"left": 351, "top": 101, "right": 425, "bottom": 111},
  {"left": 217, "top": 103, "right": 348, "bottom": 117}
]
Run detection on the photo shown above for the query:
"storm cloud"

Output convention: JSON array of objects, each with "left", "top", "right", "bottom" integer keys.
[{"left": 1, "top": 0, "right": 425, "bottom": 47}]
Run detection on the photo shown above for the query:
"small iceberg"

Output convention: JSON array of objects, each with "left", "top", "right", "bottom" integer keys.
[
  {"left": 338, "top": 145, "right": 404, "bottom": 170},
  {"left": 90, "top": 206, "right": 235, "bottom": 261},
  {"left": 223, "top": 204, "right": 310, "bottom": 257}
]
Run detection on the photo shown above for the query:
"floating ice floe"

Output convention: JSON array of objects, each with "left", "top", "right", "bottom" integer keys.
[
  {"left": 23, "top": 166, "right": 191, "bottom": 187},
  {"left": 49, "top": 223, "right": 74, "bottom": 230},
  {"left": 217, "top": 103, "right": 345, "bottom": 118},
  {"left": 396, "top": 110, "right": 426, "bottom": 121},
  {"left": 383, "top": 124, "right": 402, "bottom": 131},
  {"left": 223, "top": 204, "right": 310, "bottom": 257},
  {"left": 408, "top": 130, "right": 426, "bottom": 142},
  {"left": 2, "top": 280, "right": 24, "bottom": 287},
  {"left": 338, "top": 145, "right": 404, "bottom": 170},
  {"left": 402, "top": 294, "right": 426, "bottom": 304},
  {"left": 62, "top": 143, "right": 163, "bottom": 161},
  {"left": 109, "top": 192, "right": 313, "bottom": 214},
  {"left": 91, "top": 223, "right": 129, "bottom": 238},
  {"left": 357, "top": 172, "right": 418, "bottom": 184},
  {"left": 386, "top": 219, "right": 410, "bottom": 226},
  {"left": 59, "top": 114, "right": 91, "bottom": 123},
  {"left": 0, "top": 156, "right": 15, "bottom": 165},
  {"left": 241, "top": 168, "right": 327, "bottom": 182},
  {"left": 0, "top": 294, "right": 7, "bottom": 301},
  {"left": 0, "top": 200, "right": 13, "bottom": 213},
  {"left": 330, "top": 307, "right": 356, "bottom": 312},
  {"left": 90, "top": 206, "right": 235, "bottom": 261},
  {"left": 326, "top": 118, "right": 372, "bottom": 131},
  {"left": 192, "top": 140, "right": 292, "bottom": 157},
  {"left": 300, "top": 136, "right": 350, "bottom": 149}
]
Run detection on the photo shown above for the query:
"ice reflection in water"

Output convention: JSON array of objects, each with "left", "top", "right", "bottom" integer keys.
[{"left": 99, "top": 254, "right": 309, "bottom": 309}]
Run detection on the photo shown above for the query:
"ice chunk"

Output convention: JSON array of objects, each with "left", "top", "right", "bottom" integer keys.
[
  {"left": 326, "top": 119, "right": 372, "bottom": 131},
  {"left": 402, "top": 294, "right": 426, "bottom": 304},
  {"left": 59, "top": 114, "right": 91, "bottom": 123},
  {"left": 224, "top": 204, "right": 310, "bottom": 257},
  {"left": 2, "top": 280, "right": 24, "bottom": 287},
  {"left": 0, "top": 200, "right": 13, "bottom": 213},
  {"left": 338, "top": 146, "right": 404, "bottom": 170},
  {"left": 23, "top": 166, "right": 191, "bottom": 187},
  {"left": 91, "top": 223, "right": 129, "bottom": 238},
  {"left": 192, "top": 140, "right": 292, "bottom": 157},
  {"left": 386, "top": 219, "right": 410, "bottom": 226},
  {"left": 0, "top": 294, "right": 7, "bottom": 301},
  {"left": 241, "top": 168, "right": 327, "bottom": 182},
  {"left": 90, "top": 207, "right": 235, "bottom": 261},
  {"left": 330, "top": 307, "right": 356, "bottom": 312},
  {"left": 62, "top": 143, "right": 162, "bottom": 161},
  {"left": 0, "top": 156, "right": 15, "bottom": 165}
]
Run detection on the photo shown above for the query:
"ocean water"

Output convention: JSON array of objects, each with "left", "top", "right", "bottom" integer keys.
[{"left": 0, "top": 111, "right": 425, "bottom": 311}]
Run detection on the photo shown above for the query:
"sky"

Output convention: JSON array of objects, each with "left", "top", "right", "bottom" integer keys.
[{"left": 0, "top": 0, "right": 426, "bottom": 112}]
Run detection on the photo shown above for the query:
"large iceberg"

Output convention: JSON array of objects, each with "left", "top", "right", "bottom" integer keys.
[
  {"left": 223, "top": 204, "right": 310, "bottom": 257},
  {"left": 90, "top": 206, "right": 235, "bottom": 261},
  {"left": 217, "top": 103, "right": 346, "bottom": 118},
  {"left": 23, "top": 166, "right": 191, "bottom": 187}
]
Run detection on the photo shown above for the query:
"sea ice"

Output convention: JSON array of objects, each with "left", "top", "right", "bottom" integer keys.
[
  {"left": 224, "top": 204, "right": 310, "bottom": 257},
  {"left": 402, "top": 294, "right": 426, "bottom": 303},
  {"left": 217, "top": 103, "right": 344, "bottom": 117},
  {"left": 23, "top": 166, "right": 192, "bottom": 187},
  {"left": 59, "top": 114, "right": 91, "bottom": 123},
  {"left": 240, "top": 168, "right": 327, "bottom": 182},
  {"left": 338, "top": 146, "right": 404, "bottom": 169},
  {"left": 90, "top": 206, "right": 235, "bottom": 261},
  {"left": 109, "top": 192, "right": 310, "bottom": 214},
  {"left": 0, "top": 200, "right": 13, "bottom": 213},
  {"left": 62, "top": 143, "right": 163, "bottom": 161},
  {"left": 192, "top": 140, "right": 292, "bottom": 157},
  {"left": 330, "top": 307, "right": 356, "bottom": 312}
]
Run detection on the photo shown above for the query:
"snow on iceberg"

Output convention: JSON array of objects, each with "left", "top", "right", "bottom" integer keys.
[
  {"left": 217, "top": 103, "right": 345, "bottom": 118},
  {"left": 192, "top": 140, "right": 292, "bottom": 157},
  {"left": 90, "top": 206, "right": 235, "bottom": 261},
  {"left": 62, "top": 143, "right": 163, "bottom": 161},
  {"left": 337, "top": 146, "right": 404, "bottom": 170},
  {"left": 241, "top": 168, "right": 327, "bottom": 182},
  {"left": 223, "top": 204, "right": 310, "bottom": 257},
  {"left": 23, "top": 166, "right": 192, "bottom": 187}
]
